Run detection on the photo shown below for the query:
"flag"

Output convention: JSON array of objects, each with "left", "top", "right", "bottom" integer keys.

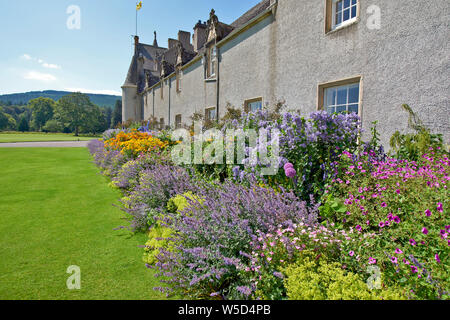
[{"left": 136, "top": 1, "right": 142, "bottom": 11}]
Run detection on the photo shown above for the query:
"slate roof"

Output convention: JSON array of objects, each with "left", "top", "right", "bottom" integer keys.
[
  {"left": 231, "top": 0, "right": 271, "bottom": 29},
  {"left": 123, "top": 0, "right": 272, "bottom": 90}
]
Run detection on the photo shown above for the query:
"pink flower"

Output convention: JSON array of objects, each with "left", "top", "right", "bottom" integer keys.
[
  {"left": 425, "top": 209, "right": 432, "bottom": 217},
  {"left": 396, "top": 189, "right": 401, "bottom": 194},
  {"left": 437, "top": 202, "right": 443, "bottom": 213},
  {"left": 381, "top": 202, "right": 387, "bottom": 208},
  {"left": 395, "top": 248, "right": 403, "bottom": 254},
  {"left": 411, "top": 266, "right": 418, "bottom": 273},
  {"left": 391, "top": 257, "right": 398, "bottom": 264},
  {"left": 409, "top": 239, "right": 417, "bottom": 246},
  {"left": 393, "top": 216, "right": 401, "bottom": 224},
  {"left": 349, "top": 251, "right": 355, "bottom": 257},
  {"left": 368, "top": 257, "right": 377, "bottom": 265},
  {"left": 422, "top": 227, "right": 429, "bottom": 235},
  {"left": 379, "top": 222, "right": 385, "bottom": 228},
  {"left": 356, "top": 225, "right": 362, "bottom": 231}
]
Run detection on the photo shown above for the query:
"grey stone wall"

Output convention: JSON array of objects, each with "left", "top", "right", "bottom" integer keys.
[
  {"left": 136, "top": 0, "right": 449, "bottom": 147},
  {"left": 274, "top": 0, "right": 450, "bottom": 146}
]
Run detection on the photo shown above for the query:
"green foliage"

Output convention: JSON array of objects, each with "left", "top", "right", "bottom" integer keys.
[
  {"left": 390, "top": 104, "right": 447, "bottom": 161},
  {"left": 0, "top": 108, "right": 8, "bottom": 130},
  {"left": 143, "top": 223, "right": 175, "bottom": 265},
  {"left": 42, "top": 119, "right": 63, "bottom": 133},
  {"left": 28, "top": 97, "right": 55, "bottom": 131},
  {"left": 17, "top": 116, "right": 29, "bottom": 132},
  {"left": 55, "top": 93, "right": 95, "bottom": 136},
  {"left": 111, "top": 100, "right": 122, "bottom": 128},
  {"left": 167, "top": 192, "right": 202, "bottom": 214},
  {"left": 283, "top": 253, "right": 407, "bottom": 300},
  {"left": 0, "top": 90, "right": 120, "bottom": 108}
]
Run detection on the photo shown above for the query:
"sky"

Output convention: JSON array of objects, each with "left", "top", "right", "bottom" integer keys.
[{"left": 0, "top": 0, "right": 261, "bottom": 96}]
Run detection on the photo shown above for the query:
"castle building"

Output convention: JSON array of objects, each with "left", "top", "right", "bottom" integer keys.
[{"left": 122, "top": 0, "right": 449, "bottom": 146}]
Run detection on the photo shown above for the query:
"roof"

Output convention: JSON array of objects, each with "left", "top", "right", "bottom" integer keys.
[
  {"left": 124, "top": 0, "right": 273, "bottom": 90},
  {"left": 230, "top": 0, "right": 271, "bottom": 29}
]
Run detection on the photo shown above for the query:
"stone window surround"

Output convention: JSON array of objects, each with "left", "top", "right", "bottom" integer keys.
[
  {"left": 205, "top": 107, "right": 217, "bottom": 121},
  {"left": 317, "top": 75, "right": 363, "bottom": 116},
  {"left": 325, "top": 0, "right": 360, "bottom": 34},
  {"left": 244, "top": 97, "right": 264, "bottom": 113},
  {"left": 175, "top": 114, "right": 182, "bottom": 128}
]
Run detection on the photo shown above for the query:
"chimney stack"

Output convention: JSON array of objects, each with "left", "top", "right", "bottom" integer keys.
[
  {"left": 168, "top": 38, "right": 178, "bottom": 49},
  {"left": 178, "top": 30, "right": 193, "bottom": 51},
  {"left": 193, "top": 20, "right": 207, "bottom": 52}
]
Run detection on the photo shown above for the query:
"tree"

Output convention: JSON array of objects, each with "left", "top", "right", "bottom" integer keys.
[
  {"left": 0, "top": 108, "right": 8, "bottom": 131},
  {"left": 81, "top": 105, "right": 108, "bottom": 134},
  {"left": 111, "top": 100, "right": 122, "bottom": 128},
  {"left": 17, "top": 116, "right": 29, "bottom": 132},
  {"left": 29, "top": 97, "right": 56, "bottom": 131},
  {"left": 104, "top": 107, "right": 112, "bottom": 130},
  {"left": 43, "top": 119, "right": 63, "bottom": 133},
  {"left": 55, "top": 93, "right": 92, "bottom": 136}
]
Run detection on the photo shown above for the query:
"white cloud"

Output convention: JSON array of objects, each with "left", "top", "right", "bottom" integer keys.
[
  {"left": 42, "top": 63, "right": 61, "bottom": 69},
  {"left": 24, "top": 71, "right": 57, "bottom": 82},
  {"left": 20, "top": 54, "right": 61, "bottom": 70},
  {"left": 65, "top": 88, "right": 121, "bottom": 96}
]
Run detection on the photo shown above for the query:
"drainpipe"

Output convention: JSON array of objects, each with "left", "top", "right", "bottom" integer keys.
[{"left": 216, "top": 46, "right": 220, "bottom": 119}]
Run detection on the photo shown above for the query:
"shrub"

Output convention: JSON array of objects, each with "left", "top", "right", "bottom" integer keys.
[
  {"left": 153, "top": 179, "right": 319, "bottom": 299},
  {"left": 323, "top": 150, "right": 450, "bottom": 299},
  {"left": 105, "top": 130, "right": 169, "bottom": 158},
  {"left": 121, "top": 164, "right": 201, "bottom": 231},
  {"left": 283, "top": 253, "right": 406, "bottom": 300}
]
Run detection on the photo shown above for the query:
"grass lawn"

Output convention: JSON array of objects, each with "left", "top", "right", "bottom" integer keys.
[
  {"left": 0, "top": 132, "right": 99, "bottom": 143},
  {"left": 0, "top": 148, "right": 167, "bottom": 300}
]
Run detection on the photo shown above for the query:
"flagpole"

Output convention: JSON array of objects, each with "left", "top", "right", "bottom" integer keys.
[{"left": 136, "top": 2, "right": 138, "bottom": 36}]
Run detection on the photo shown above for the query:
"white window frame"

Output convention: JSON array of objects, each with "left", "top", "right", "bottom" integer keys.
[
  {"left": 205, "top": 107, "right": 217, "bottom": 121},
  {"left": 324, "top": 82, "right": 360, "bottom": 115},
  {"left": 208, "top": 47, "right": 216, "bottom": 78},
  {"left": 332, "top": 0, "right": 359, "bottom": 30}
]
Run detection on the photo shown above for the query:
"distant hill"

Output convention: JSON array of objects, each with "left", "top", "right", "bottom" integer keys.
[{"left": 0, "top": 90, "right": 121, "bottom": 108}]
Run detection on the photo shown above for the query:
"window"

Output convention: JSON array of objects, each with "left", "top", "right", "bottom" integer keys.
[
  {"left": 325, "top": 0, "right": 359, "bottom": 33},
  {"left": 244, "top": 97, "right": 263, "bottom": 112},
  {"left": 206, "top": 47, "right": 216, "bottom": 78},
  {"left": 205, "top": 107, "right": 217, "bottom": 122},
  {"left": 175, "top": 114, "right": 182, "bottom": 129},
  {"left": 159, "top": 118, "right": 165, "bottom": 130},
  {"left": 334, "top": 0, "right": 358, "bottom": 28},
  {"left": 160, "top": 82, "right": 163, "bottom": 100},
  {"left": 176, "top": 70, "right": 182, "bottom": 93},
  {"left": 318, "top": 77, "right": 361, "bottom": 115}
]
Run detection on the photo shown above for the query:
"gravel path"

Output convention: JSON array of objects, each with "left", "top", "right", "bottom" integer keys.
[{"left": 0, "top": 141, "right": 92, "bottom": 148}]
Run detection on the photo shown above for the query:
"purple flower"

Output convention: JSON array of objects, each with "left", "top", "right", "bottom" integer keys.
[
  {"left": 283, "top": 162, "right": 294, "bottom": 171},
  {"left": 422, "top": 227, "right": 429, "bottom": 235},
  {"left": 435, "top": 254, "right": 441, "bottom": 263},
  {"left": 355, "top": 225, "right": 362, "bottom": 231},
  {"left": 437, "top": 202, "right": 443, "bottom": 213},
  {"left": 409, "top": 239, "right": 417, "bottom": 246},
  {"left": 273, "top": 272, "right": 284, "bottom": 279},
  {"left": 411, "top": 266, "right": 418, "bottom": 273},
  {"left": 393, "top": 216, "right": 401, "bottom": 224},
  {"left": 285, "top": 167, "right": 297, "bottom": 179},
  {"left": 425, "top": 209, "right": 432, "bottom": 217}
]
